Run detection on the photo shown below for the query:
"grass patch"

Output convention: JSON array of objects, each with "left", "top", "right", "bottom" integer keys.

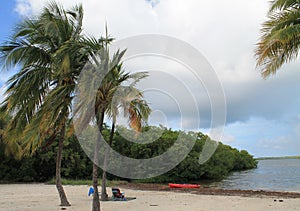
[
  {"left": 46, "top": 178, "right": 128, "bottom": 186},
  {"left": 47, "top": 178, "right": 92, "bottom": 185}
]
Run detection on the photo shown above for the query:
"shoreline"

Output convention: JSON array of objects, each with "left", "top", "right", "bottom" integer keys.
[{"left": 119, "top": 183, "right": 300, "bottom": 198}]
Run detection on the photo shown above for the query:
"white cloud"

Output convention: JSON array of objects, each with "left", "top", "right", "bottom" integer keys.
[
  {"left": 15, "top": 0, "right": 32, "bottom": 16},
  {"left": 221, "top": 134, "right": 236, "bottom": 144},
  {"left": 13, "top": 0, "right": 271, "bottom": 84},
  {"left": 13, "top": 0, "right": 268, "bottom": 82}
]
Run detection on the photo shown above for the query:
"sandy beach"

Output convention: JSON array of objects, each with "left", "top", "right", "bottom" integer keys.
[{"left": 0, "top": 184, "right": 299, "bottom": 211}]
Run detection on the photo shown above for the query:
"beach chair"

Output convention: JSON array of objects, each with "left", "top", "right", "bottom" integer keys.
[
  {"left": 88, "top": 186, "right": 94, "bottom": 196},
  {"left": 112, "top": 188, "right": 126, "bottom": 201}
]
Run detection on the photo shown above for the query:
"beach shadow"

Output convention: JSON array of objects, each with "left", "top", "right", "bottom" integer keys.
[{"left": 104, "top": 197, "right": 137, "bottom": 202}]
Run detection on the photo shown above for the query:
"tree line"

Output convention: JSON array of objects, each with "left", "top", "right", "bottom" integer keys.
[{"left": 0, "top": 122, "right": 257, "bottom": 183}]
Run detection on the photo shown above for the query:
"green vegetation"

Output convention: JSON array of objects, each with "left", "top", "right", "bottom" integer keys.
[
  {"left": 46, "top": 178, "right": 127, "bottom": 187},
  {"left": 113, "top": 126, "right": 258, "bottom": 182},
  {"left": 0, "top": 124, "right": 257, "bottom": 183}
]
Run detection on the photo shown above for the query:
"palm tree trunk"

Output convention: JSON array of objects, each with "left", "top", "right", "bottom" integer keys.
[
  {"left": 92, "top": 163, "right": 100, "bottom": 211},
  {"left": 56, "top": 123, "right": 71, "bottom": 206},
  {"left": 92, "top": 108, "right": 105, "bottom": 211},
  {"left": 92, "top": 137, "right": 101, "bottom": 211},
  {"left": 101, "top": 121, "right": 115, "bottom": 201},
  {"left": 100, "top": 170, "right": 108, "bottom": 201}
]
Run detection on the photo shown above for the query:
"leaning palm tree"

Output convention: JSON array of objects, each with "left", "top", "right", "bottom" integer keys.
[
  {"left": 0, "top": 2, "right": 104, "bottom": 206},
  {"left": 255, "top": 0, "right": 300, "bottom": 77},
  {"left": 100, "top": 79, "right": 151, "bottom": 201}
]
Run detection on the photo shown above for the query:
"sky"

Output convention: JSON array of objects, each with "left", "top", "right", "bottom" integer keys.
[{"left": 0, "top": 0, "right": 300, "bottom": 157}]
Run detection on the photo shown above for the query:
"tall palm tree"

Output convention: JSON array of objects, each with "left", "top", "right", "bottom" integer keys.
[
  {"left": 255, "top": 0, "right": 300, "bottom": 77},
  {"left": 93, "top": 49, "right": 125, "bottom": 211},
  {"left": 92, "top": 58, "right": 148, "bottom": 208},
  {"left": 100, "top": 79, "right": 151, "bottom": 201},
  {"left": 74, "top": 45, "right": 125, "bottom": 210},
  {"left": 0, "top": 2, "right": 104, "bottom": 206},
  {"left": 74, "top": 43, "right": 149, "bottom": 209}
]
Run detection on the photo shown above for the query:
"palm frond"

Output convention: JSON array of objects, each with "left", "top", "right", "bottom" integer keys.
[
  {"left": 256, "top": 0, "right": 300, "bottom": 77},
  {"left": 269, "top": 0, "right": 300, "bottom": 12}
]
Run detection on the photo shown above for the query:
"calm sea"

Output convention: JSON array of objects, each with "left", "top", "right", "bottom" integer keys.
[{"left": 209, "top": 159, "right": 300, "bottom": 192}]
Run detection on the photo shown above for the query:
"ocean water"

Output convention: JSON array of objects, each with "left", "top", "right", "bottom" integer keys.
[{"left": 210, "top": 159, "right": 300, "bottom": 192}]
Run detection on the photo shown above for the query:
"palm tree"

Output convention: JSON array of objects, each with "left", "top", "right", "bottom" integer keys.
[
  {"left": 91, "top": 58, "right": 148, "bottom": 208},
  {"left": 255, "top": 0, "right": 300, "bottom": 77},
  {"left": 92, "top": 49, "right": 125, "bottom": 211},
  {"left": 100, "top": 79, "right": 151, "bottom": 201},
  {"left": 74, "top": 45, "right": 125, "bottom": 210},
  {"left": 74, "top": 43, "right": 149, "bottom": 209},
  {"left": 0, "top": 2, "right": 104, "bottom": 206}
]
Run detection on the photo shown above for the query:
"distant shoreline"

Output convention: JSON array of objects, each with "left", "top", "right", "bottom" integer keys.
[{"left": 256, "top": 156, "right": 300, "bottom": 160}]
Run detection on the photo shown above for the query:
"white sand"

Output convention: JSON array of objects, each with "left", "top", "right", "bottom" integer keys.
[{"left": 0, "top": 184, "right": 299, "bottom": 211}]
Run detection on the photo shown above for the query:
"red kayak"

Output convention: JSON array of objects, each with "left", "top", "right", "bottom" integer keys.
[{"left": 168, "top": 183, "right": 200, "bottom": 188}]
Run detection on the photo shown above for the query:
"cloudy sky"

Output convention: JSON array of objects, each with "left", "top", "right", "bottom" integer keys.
[{"left": 1, "top": 0, "right": 300, "bottom": 157}]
